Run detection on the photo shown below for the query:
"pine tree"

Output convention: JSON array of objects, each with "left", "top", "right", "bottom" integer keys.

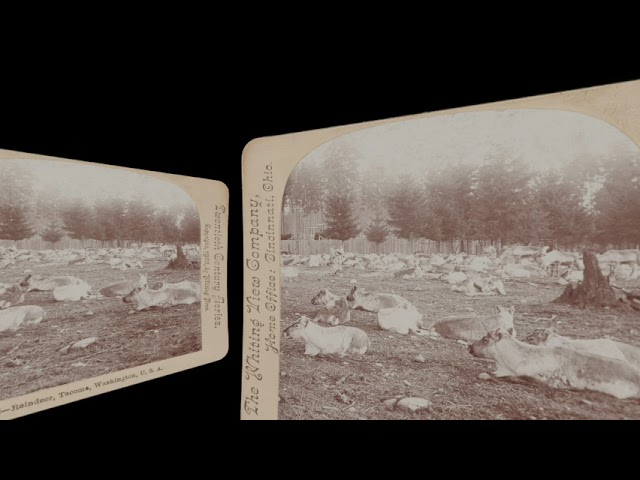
[
  {"left": 180, "top": 204, "right": 201, "bottom": 244},
  {"left": 534, "top": 168, "right": 594, "bottom": 248},
  {"left": 593, "top": 153, "right": 640, "bottom": 248},
  {"left": 511, "top": 202, "right": 551, "bottom": 244},
  {"left": 360, "top": 165, "right": 393, "bottom": 219},
  {"left": 365, "top": 216, "right": 389, "bottom": 251},
  {"left": 324, "top": 195, "right": 360, "bottom": 241},
  {"left": 123, "top": 195, "right": 161, "bottom": 244},
  {"left": 93, "top": 197, "right": 126, "bottom": 245},
  {"left": 320, "top": 141, "right": 361, "bottom": 206},
  {"left": 472, "top": 155, "right": 540, "bottom": 243},
  {"left": 284, "top": 161, "right": 324, "bottom": 215},
  {"left": 0, "top": 162, "right": 35, "bottom": 241},
  {"left": 156, "top": 208, "right": 181, "bottom": 243},
  {"left": 60, "top": 201, "right": 97, "bottom": 243},
  {"left": 386, "top": 174, "right": 429, "bottom": 240},
  {"left": 427, "top": 165, "right": 475, "bottom": 250},
  {"left": 32, "top": 188, "right": 63, "bottom": 234},
  {"left": 41, "top": 221, "right": 64, "bottom": 246},
  {"left": 317, "top": 141, "right": 362, "bottom": 242},
  {"left": 0, "top": 162, "right": 33, "bottom": 206},
  {"left": 0, "top": 203, "right": 35, "bottom": 241}
]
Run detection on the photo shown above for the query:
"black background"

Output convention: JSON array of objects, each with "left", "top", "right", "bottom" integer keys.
[{"left": 1, "top": 63, "right": 638, "bottom": 430}]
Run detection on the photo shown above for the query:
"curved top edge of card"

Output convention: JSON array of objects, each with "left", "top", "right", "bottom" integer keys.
[
  {"left": 0, "top": 147, "right": 230, "bottom": 194},
  {"left": 242, "top": 79, "right": 640, "bottom": 156},
  {"left": 0, "top": 149, "right": 228, "bottom": 420}
]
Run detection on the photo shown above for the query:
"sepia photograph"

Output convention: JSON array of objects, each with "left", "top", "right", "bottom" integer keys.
[
  {"left": 0, "top": 158, "right": 202, "bottom": 402},
  {"left": 277, "top": 108, "right": 640, "bottom": 420}
]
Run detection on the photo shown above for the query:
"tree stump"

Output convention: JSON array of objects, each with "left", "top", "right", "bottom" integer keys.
[
  {"left": 166, "top": 244, "right": 198, "bottom": 270},
  {"left": 554, "top": 250, "right": 619, "bottom": 308}
]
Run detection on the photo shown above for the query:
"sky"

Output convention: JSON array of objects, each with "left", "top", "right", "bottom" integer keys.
[
  {"left": 1, "top": 158, "right": 195, "bottom": 209},
  {"left": 300, "top": 109, "right": 640, "bottom": 174}
]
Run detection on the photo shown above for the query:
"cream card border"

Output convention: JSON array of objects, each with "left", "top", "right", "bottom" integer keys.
[{"left": 241, "top": 80, "right": 640, "bottom": 420}]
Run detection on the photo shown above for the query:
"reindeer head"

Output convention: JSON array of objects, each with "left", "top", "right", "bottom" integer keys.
[
  {"left": 19, "top": 274, "right": 32, "bottom": 288},
  {"left": 283, "top": 316, "right": 310, "bottom": 339},
  {"left": 468, "top": 328, "right": 512, "bottom": 359},
  {"left": 123, "top": 287, "right": 143, "bottom": 303}
]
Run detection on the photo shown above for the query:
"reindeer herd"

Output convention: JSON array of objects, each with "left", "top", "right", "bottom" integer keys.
[
  {"left": 283, "top": 245, "right": 640, "bottom": 293},
  {"left": 0, "top": 244, "right": 201, "bottom": 335},
  {"left": 282, "top": 245, "right": 640, "bottom": 402}
]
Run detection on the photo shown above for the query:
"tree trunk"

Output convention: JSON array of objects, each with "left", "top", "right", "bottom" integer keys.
[
  {"left": 554, "top": 250, "right": 620, "bottom": 308},
  {"left": 166, "top": 243, "right": 197, "bottom": 270}
]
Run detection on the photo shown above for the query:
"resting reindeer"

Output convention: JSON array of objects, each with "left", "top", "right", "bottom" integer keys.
[
  {"left": 377, "top": 307, "right": 428, "bottom": 335},
  {"left": 526, "top": 327, "right": 640, "bottom": 371},
  {"left": 53, "top": 281, "right": 92, "bottom": 302},
  {"left": 469, "top": 328, "right": 640, "bottom": 400},
  {"left": 0, "top": 283, "right": 27, "bottom": 309},
  {"left": 283, "top": 315, "right": 370, "bottom": 357},
  {"left": 431, "top": 306, "right": 516, "bottom": 343},
  {"left": 123, "top": 283, "right": 200, "bottom": 312},
  {"left": 539, "top": 250, "right": 580, "bottom": 277},
  {"left": 483, "top": 245, "right": 497, "bottom": 259},
  {"left": 393, "top": 266, "right": 423, "bottom": 279},
  {"left": 100, "top": 273, "right": 148, "bottom": 297},
  {"left": 346, "top": 285, "right": 415, "bottom": 312},
  {"left": 310, "top": 289, "right": 351, "bottom": 326},
  {"left": 20, "top": 273, "right": 89, "bottom": 292},
  {"left": 451, "top": 276, "right": 506, "bottom": 296},
  {"left": 0, "top": 306, "right": 46, "bottom": 333},
  {"left": 160, "top": 280, "right": 201, "bottom": 296}
]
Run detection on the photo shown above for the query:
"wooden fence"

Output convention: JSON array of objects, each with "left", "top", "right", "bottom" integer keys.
[
  {"left": 282, "top": 209, "right": 326, "bottom": 239},
  {"left": 281, "top": 238, "right": 501, "bottom": 255},
  {"left": 0, "top": 236, "right": 137, "bottom": 251}
]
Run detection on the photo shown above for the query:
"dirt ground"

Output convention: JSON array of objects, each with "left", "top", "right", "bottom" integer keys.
[
  {"left": 0, "top": 259, "right": 201, "bottom": 401},
  {"left": 279, "top": 267, "right": 640, "bottom": 420}
]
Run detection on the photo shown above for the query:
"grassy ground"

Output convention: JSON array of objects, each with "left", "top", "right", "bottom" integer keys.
[
  {"left": 0, "top": 259, "right": 201, "bottom": 401},
  {"left": 279, "top": 267, "right": 640, "bottom": 420}
]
